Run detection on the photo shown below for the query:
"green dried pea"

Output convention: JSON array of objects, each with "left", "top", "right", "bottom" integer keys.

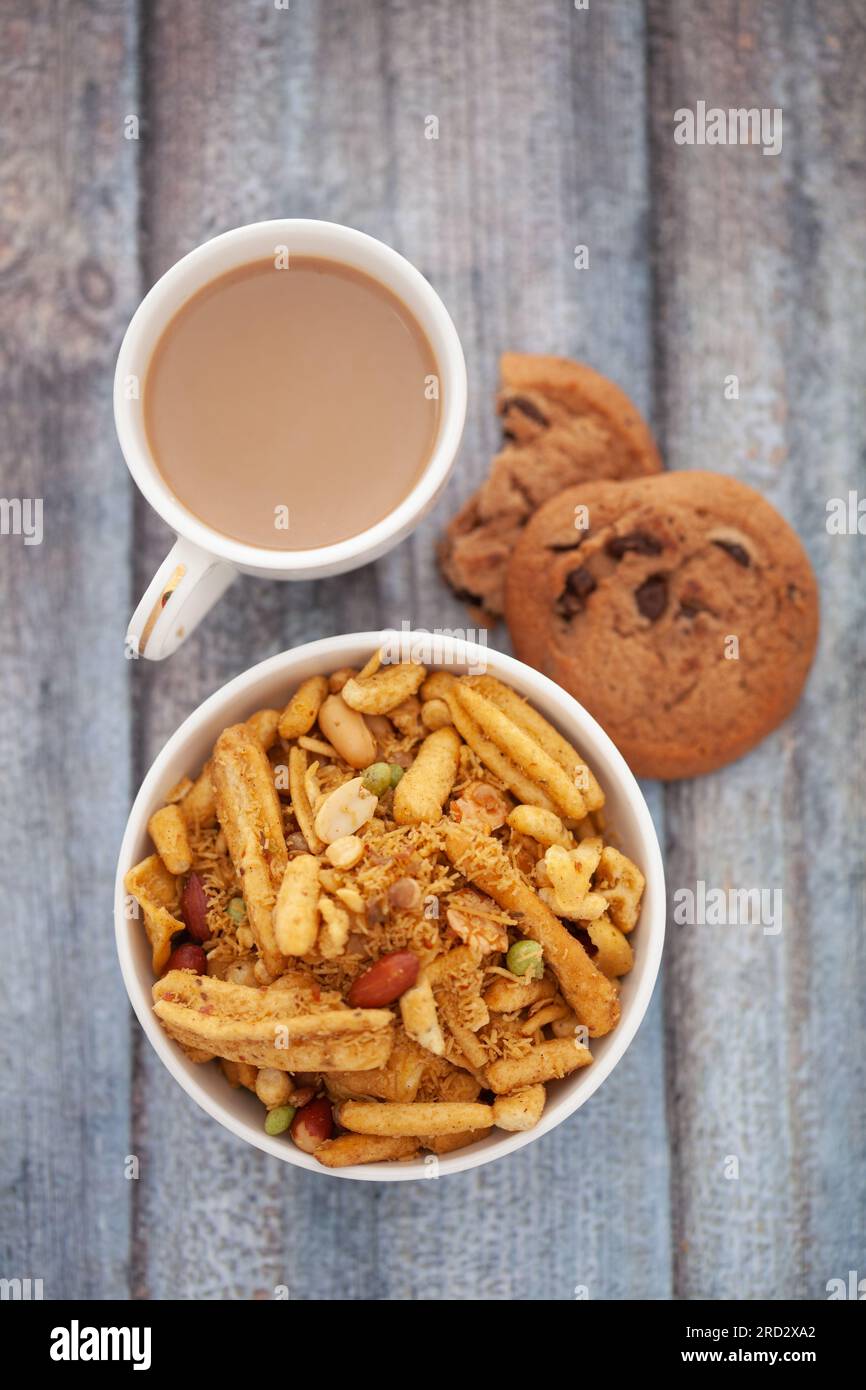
[
  {"left": 361, "top": 762, "right": 392, "bottom": 797},
  {"left": 264, "top": 1105, "right": 296, "bottom": 1136},
  {"left": 227, "top": 897, "right": 247, "bottom": 924},
  {"left": 506, "top": 939, "right": 544, "bottom": 980}
]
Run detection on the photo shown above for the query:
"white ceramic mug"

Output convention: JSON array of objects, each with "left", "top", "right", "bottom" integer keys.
[
  {"left": 115, "top": 631, "right": 666, "bottom": 1181},
  {"left": 114, "top": 221, "right": 467, "bottom": 660}
]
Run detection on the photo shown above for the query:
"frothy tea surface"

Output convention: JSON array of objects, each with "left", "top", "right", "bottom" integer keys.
[{"left": 144, "top": 257, "right": 440, "bottom": 549}]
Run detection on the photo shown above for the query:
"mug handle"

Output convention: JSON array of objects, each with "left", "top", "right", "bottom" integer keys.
[{"left": 126, "top": 538, "right": 237, "bottom": 661}]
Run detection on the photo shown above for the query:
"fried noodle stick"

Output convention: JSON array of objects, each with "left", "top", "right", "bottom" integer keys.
[
  {"left": 211, "top": 722, "right": 288, "bottom": 977},
  {"left": 439, "top": 679, "right": 559, "bottom": 812},
  {"left": 453, "top": 683, "right": 588, "bottom": 820},
  {"left": 444, "top": 823, "right": 620, "bottom": 1037},
  {"left": 393, "top": 726, "right": 461, "bottom": 824},
  {"left": 288, "top": 745, "right": 323, "bottom": 854},
  {"left": 278, "top": 674, "right": 328, "bottom": 740},
  {"left": 325, "top": 1030, "right": 428, "bottom": 1102},
  {"left": 421, "top": 1130, "right": 489, "bottom": 1154},
  {"left": 338, "top": 1100, "right": 495, "bottom": 1137},
  {"left": 486, "top": 1037, "right": 592, "bottom": 1093},
  {"left": 315, "top": 1135, "right": 419, "bottom": 1167},
  {"left": 273, "top": 853, "right": 320, "bottom": 956},
  {"left": 153, "top": 971, "right": 394, "bottom": 1072},
  {"left": 466, "top": 674, "right": 604, "bottom": 812}
]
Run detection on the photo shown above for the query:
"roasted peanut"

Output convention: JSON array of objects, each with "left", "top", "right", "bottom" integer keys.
[
  {"left": 221, "top": 1059, "right": 258, "bottom": 1091},
  {"left": 335, "top": 885, "right": 364, "bottom": 914},
  {"left": 180, "top": 872, "right": 210, "bottom": 942},
  {"left": 325, "top": 834, "right": 364, "bottom": 869},
  {"left": 347, "top": 950, "right": 420, "bottom": 1007},
  {"left": 318, "top": 694, "right": 377, "bottom": 769},
  {"left": 225, "top": 958, "right": 258, "bottom": 988},
  {"left": 164, "top": 942, "right": 207, "bottom": 976},
  {"left": 255, "top": 1068, "right": 293, "bottom": 1109},
  {"left": 313, "top": 775, "right": 378, "bottom": 844},
  {"left": 388, "top": 877, "right": 422, "bottom": 911},
  {"left": 291, "top": 1097, "right": 334, "bottom": 1153},
  {"left": 420, "top": 697, "right": 452, "bottom": 731}
]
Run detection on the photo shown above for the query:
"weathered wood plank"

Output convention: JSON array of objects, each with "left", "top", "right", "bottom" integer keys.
[
  {"left": 131, "top": 0, "right": 670, "bottom": 1300},
  {"left": 368, "top": 0, "right": 670, "bottom": 1302},
  {"left": 0, "top": 0, "right": 139, "bottom": 1299},
  {"left": 647, "top": 0, "right": 866, "bottom": 1299},
  {"left": 5, "top": 0, "right": 859, "bottom": 1302}
]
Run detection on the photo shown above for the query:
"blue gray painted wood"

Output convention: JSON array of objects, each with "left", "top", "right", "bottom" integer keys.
[{"left": 0, "top": 0, "right": 862, "bottom": 1300}]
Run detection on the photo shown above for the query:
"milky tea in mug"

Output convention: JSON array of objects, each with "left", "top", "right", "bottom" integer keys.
[{"left": 143, "top": 256, "right": 441, "bottom": 550}]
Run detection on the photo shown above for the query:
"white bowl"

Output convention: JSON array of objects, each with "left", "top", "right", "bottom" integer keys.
[{"left": 115, "top": 632, "right": 665, "bottom": 1180}]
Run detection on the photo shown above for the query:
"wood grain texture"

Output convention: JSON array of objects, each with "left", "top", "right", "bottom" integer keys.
[
  {"left": 0, "top": 0, "right": 139, "bottom": 1298},
  {"left": 647, "top": 0, "right": 866, "bottom": 1298},
  {"left": 128, "top": 0, "right": 669, "bottom": 1304},
  {"left": 0, "top": 0, "right": 862, "bottom": 1301}
]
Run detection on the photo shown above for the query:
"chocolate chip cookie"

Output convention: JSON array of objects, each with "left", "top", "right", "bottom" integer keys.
[
  {"left": 439, "top": 354, "right": 663, "bottom": 622},
  {"left": 505, "top": 472, "right": 819, "bottom": 779}
]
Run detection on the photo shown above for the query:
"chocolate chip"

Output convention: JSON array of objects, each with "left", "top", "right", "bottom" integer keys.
[
  {"left": 555, "top": 565, "right": 597, "bottom": 617},
  {"left": 556, "top": 593, "right": 581, "bottom": 618},
  {"left": 678, "top": 598, "right": 705, "bottom": 619},
  {"left": 635, "top": 574, "right": 668, "bottom": 621},
  {"left": 452, "top": 586, "right": 484, "bottom": 607},
  {"left": 606, "top": 531, "right": 663, "bottom": 559},
  {"left": 712, "top": 539, "right": 750, "bottom": 567},
  {"left": 503, "top": 394, "right": 549, "bottom": 427},
  {"left": 567, "top": 566, "right": 597, "bottom": 600},
  {"left": 548, "top": 531, "right": 589, "bottom": 553}
]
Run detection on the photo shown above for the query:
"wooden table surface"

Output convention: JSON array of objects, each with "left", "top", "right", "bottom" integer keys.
[{"left": 2, "top": 0, "right": 864, "bottom": 1301}]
